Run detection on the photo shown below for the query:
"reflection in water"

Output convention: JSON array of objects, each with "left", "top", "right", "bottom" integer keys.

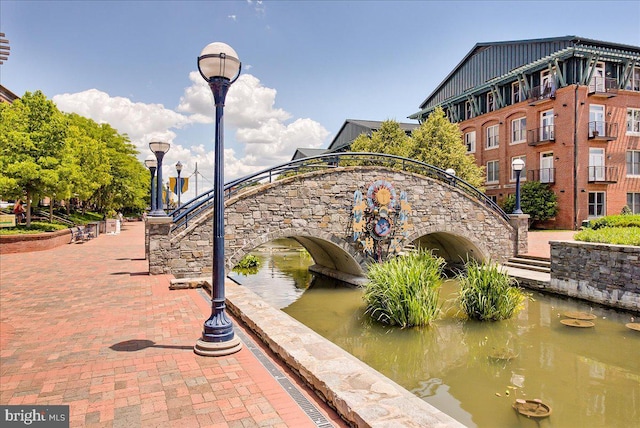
[{"left": 230, "top": 239, "right": 640, "bottom": 428}]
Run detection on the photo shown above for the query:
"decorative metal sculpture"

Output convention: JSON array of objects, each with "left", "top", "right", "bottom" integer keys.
[{"left": 350, "top": 180, "right": 411, "bottom": 262}]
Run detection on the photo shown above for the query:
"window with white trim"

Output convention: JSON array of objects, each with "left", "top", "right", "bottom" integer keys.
[
  {"left": 627, "top": 150, "right": 640, "bottom": 176},
  {"left": 465, "top": 101, "right": 474, "bottom": 120},
  {"left": 512, "top": 81, "right": 523, "bottom": 104},
  {"left": 511, "top": 155, "right": 526, "bottom": 181},
  {"left": 628, "top": 193, "right": 640, "bottom": 214},
  {"left": 464, "top": 131, "right": 476, "bottom": 153},
  {"left": 627, "top": 108, "right": 640, "bottom": 134},
  {"left": 588, "top": 192, "right": 606, "bottom": 218},
  {"left": 624, "top": 66, "right": 640, "bottom": 92},
  {"left": 486, "top": 124, "right": 499, "bottom": 149},
  {"left": 486, "top": 160, "right": 499, "bottom": 183},
  {"left": 511, "top": 117, "right": 526, "bottom": 144},
  {"left": 487, "top": 92, "right": 495, "bottom": 113}
]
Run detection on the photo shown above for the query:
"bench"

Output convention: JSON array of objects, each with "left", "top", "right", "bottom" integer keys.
[{"left": 70, "top": 226, "right": 94, "bottom": 243}]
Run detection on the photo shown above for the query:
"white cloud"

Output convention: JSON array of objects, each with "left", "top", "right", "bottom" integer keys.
[
  {"left": 53, "top": 89, "right": 191, "bottom": 151},
  {"left": 53, "top": 70, "right": 330, "bottom": 191}
]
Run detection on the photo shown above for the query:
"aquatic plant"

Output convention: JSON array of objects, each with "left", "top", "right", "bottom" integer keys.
[
  {"left": 457, "top": 260, "right": 526, "bottom": 321},
  {"left": 234, "top": 254, "right": 261, "bottom": 270},
  {"left": 363, "top": 250, "right": 445, "bottom": 327}
]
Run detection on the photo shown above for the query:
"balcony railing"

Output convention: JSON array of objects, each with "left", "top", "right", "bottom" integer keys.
[
  {"left": 588, "top": 121, "right": 618, "bottom": 141},
  {"left": 527, "top": 84, "right": 555, "bottom": 105},
  {"left": 588, "top": 166, "right": 618, "bottom": 183},
  {"left": 588, "top": 77, "right": 618, "bottom": 97},
  {"left": 528, "top": 168, "right": 556, "bottom": 184},
  {"left": 528, "top": 125, "right": 555, "bottom": 146}
]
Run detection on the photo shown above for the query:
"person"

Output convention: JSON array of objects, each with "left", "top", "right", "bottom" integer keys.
[{"left": 13, "top": 200, "right": 25, "bottom": 224}]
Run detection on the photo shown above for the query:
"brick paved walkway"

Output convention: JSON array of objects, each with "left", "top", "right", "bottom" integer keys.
[
  {"left": 0, "top": 221, "right": 345, "bottom": 428},
  {"left": 525, "top": 230, "right": 576, "bottom": 258}
]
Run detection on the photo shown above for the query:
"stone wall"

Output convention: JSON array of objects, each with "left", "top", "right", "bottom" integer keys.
[
  {"left": 550, "top": 241, "right": 640, "bottom": 312},
  {"left": 149, "top": 167, "right": 519, "bottom": 278}
]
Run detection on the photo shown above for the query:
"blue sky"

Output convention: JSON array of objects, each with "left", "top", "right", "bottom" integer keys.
[{"left": 2, "top": 0, "right": 639, "bottom": 200}]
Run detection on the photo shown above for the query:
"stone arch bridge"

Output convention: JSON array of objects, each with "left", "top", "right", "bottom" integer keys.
[{"left": 147, "top": 154, "right": 528, "bottom": 283}]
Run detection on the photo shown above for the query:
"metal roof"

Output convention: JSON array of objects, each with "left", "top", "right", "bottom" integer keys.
[
  {"left": 415, "top": 36, "right": 640, "bottom": 114},
  {"left": 291, "top": 148, "right": 329, "bottom": 160},
  {"left": 327, "top": 119, "right": 419, "bottom": 152}
]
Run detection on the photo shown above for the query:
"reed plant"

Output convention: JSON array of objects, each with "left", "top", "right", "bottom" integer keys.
[
  {"left": 457, "top": 260, "right": 526, "bottom": 321},
  {"left": 363, "top": 250, "right": 445, "bottom": 327}
]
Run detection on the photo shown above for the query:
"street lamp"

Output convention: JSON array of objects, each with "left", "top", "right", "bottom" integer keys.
[
  {"left": 194, "top": 41, "right": 243, "bottom": 357},
  {"left": 144, "top": 155, "right": 157, "bottom": 213},
  {"left": 149, "top": 141, "right": 170, "bottom": 217},
  {"left": 175, "top": 161, "right": 183, "bottom": 207},
  {"left": 512, "top": 158, "right": 525, "bottom": 215}
]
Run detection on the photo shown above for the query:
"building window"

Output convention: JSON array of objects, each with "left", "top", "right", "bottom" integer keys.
[
  {"left": 628, "top": 150, "right": 640, "bottom": 176},
  {"left": 486, "top": 160, "right": 499, "bottom": 183},
  {"left": 541, "top": 109, "right": 555, "bottom": 140},
  {"left": 627, "top": 108, "right": 640, "bottom": 134},
  {"left": 628, "top": 193, "right": 640, "bottom": 214},
  {"left": 464, "top": 131, "right": 476, "bottom": 154},
  {"left": 487, "top": 92, "right": 495, "bottom": 112},
  {"left": 465, "top": 101, "right": 474, "bottom": 120},
  {"left": 511, "top": 117, "right": 526, "bottom": 144},
  {"left": 512, "top": 81, "right": 522, "bottom": 104},
  {"left": 624, "top": 66, "right": 640, "bottom": 92},
  {"left": 486, "top": 125, "right": 499, "bottom": 149},
  {"left": 588, "top": 192, "right": 606, "bottom": 218},
  {"left": 511, "top": 155, "right": 526, "bottom": 182}
]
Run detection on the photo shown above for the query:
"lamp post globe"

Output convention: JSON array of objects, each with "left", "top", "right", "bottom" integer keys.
[
  {"left": 175, "top": 161, "right": 183, "bottom": 208},
  {"left": 512, "top": 158, "right": 525, "bottom": 215},
  {"left": 194, "top": 42, "right": 243, "bottom": 357},
  {"left": 149, "top": 141, "right": 170, "bottom": 217},
  {"left": 144, "top": 155, "right": 158, "bottom": 212}
]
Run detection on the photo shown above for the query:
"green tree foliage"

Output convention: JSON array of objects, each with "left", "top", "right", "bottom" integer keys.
[
  {"left": 408, "top": 107, "right": 485, "bottom": 189},
  {"left": 0, "top": 91, "right": 68, "bottom": 225},
  {"left": 0, "top": 91, "right": 149, "bottom": 220},
  {"left": 350, "top": 120, "right": 412, "bottom": 158},
  {"left": 348, "top": 109, "right": 485, "bottom": 189},
  {"left": 501, "top": 181, "right": 558, "bottom": 226}
]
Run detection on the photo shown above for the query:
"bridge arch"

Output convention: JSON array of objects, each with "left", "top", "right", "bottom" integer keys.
[{"left": 150, "top": 156, "right": 526, "bottom": 280}]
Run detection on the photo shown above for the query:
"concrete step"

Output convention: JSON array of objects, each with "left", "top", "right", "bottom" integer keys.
[
  {"left": 508, "top": 256, "right": 550, "bottom": 268},
  {"left": 504, "top": 258, "right": 551, "bottom": 273}
]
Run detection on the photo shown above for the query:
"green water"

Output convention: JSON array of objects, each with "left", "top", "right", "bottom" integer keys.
[{"left": 229, "top": 239, "right": 640, "bottom": 428}]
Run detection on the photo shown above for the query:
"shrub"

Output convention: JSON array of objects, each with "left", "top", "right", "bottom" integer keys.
[
  {"left": 457, "top": 260, "right": 526, "bottom": 321},
  {"left": 574, "top": 227, "right": 640, "bottom": 246},
  {"left": 501, "top": 181, "right": 558, "bottom": 226},
  {"left": 588, "top": 214, "right": 640, "bottom": 230},
  {"left": 363, "top": 250, "right": 445, "bottom": 328},
  {"left": 234, "top": 254, "right": 261, "bottom": 269}
]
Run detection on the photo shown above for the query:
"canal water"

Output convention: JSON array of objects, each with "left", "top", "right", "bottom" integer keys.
[{"left": 229, "top": 239, "right": 640, "bottom": 428}]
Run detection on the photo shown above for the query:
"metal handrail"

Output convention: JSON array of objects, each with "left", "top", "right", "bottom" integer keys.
[{"left": 171, "top": 153, "right": 511, "bottom": 231}]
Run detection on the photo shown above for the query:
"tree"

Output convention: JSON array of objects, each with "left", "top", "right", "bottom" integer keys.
[
  {"left": 408, "top": 107, "right": 485, "bottom": 189},
  {"left": 0, "top": 91, "right": 68, "bottom": 226},
  {"left": 350, "top": 120, "right": 412, "bottom": 158},
  {"left": 501, "top": 181, "right": 558, "bottom": 227}
]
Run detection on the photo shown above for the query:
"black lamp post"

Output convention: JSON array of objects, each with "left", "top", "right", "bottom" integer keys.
[
  {"left": 144, "top": 155, "right": 157, "bottom": 212},
  {"left": 175, "top": 161, "right": 183, "bottom": 207},
  {"left": 194, "top": 42, "right": 243, "bottom": 357},
  {"left": 512, "top": 158, "right": 525, "bottom": 215},
  {"left": 149, "top": 141, "right": 170, "bottom": 217}
]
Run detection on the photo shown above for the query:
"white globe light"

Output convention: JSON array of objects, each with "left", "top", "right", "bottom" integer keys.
[{"left": 198, "top": 42, "right": 241, "bottom": 81}]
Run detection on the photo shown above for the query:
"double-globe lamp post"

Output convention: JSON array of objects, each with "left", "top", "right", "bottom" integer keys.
[
  {"left": 175, "top": 161, "right": 183, "bottom": 207},
  {"left": 144, "top": 155, "right": 157, "bottom": 213},
  {"left": 149, "top": 141, "right": 171, "bottom": 216},
  {"left": 512, "top": 158, "right": 525, "bottom": 215},
  {"left": 194, "top": 42, "right": 243, "bottom": 357}
]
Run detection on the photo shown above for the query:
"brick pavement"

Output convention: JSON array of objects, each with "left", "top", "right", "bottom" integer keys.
[
  {"left": 0, "top": 221, "right": 345, "bottom": 428},
  {"left": 524, "top": 230, "right": 576, "bottom": 258}
]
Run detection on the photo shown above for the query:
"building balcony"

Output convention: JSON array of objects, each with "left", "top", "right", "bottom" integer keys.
[
  {"left": 588, "top": 166, "right": 618, "bottom": 183},
  {"left": 527, "top": 84, "right": 555, "bottom": 105},
  {"left": 588, "top": 121, "right": 618, "bottom": 141},
  {"left": 588, "top": 77, "right": 618, "bottom": 98},
  {"left": 528, "top": 168, "right": 556, "bottom": 184},
  {"left": 528, "top": 125, "right": 555, "bottom": 146}
]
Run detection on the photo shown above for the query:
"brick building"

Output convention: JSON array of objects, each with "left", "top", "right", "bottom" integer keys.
[{"left": 410, "top": 36, "right": 640, "bottom": 230}]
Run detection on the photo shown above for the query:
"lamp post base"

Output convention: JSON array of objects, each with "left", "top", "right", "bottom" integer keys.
[{"left": 194, "top": 336, "right": 242, "bottom": 357}]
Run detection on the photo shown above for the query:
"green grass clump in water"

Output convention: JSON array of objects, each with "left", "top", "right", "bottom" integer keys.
[
  {"left": 363, "top": 250, "right": 444, "bottom": 328},
  {"left": 457, "top": 260, "right": 526, "bottom": 321}
]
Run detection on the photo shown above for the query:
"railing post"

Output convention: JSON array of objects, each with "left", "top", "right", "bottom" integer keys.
[{"left": 147, "top": 216, "right": 173, "bottom": 275}]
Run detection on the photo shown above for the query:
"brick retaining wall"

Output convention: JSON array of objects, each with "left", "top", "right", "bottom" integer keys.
[
  {"left": 0, "top": 229, "right": 72, "bottom": 254},
  {"left": 550, "top": 241, "right": 640, "bottom": 313}
]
